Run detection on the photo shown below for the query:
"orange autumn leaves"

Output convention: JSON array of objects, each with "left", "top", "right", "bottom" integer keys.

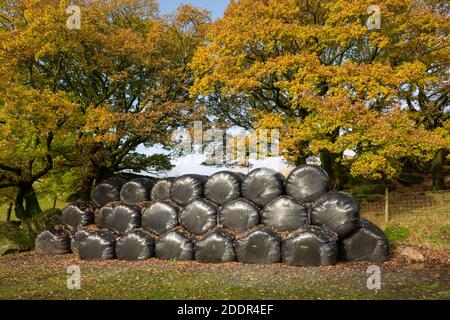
[
  {"left": 0, "top": 0, "right": 448, "bottom": 186},
  {"left": 190, "top": 0, "right": 449, "bottom": 181},
  {"left": 0, "top": 0, "right": 211, "bottom": 206},
  {"left": 0, "top": 0, "right": 209, "bottom": 145}
]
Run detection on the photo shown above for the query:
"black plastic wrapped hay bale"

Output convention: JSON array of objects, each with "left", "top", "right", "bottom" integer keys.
[
  {"left": 241, "top": 168, "right": 285, "bottom": 207},
  {"left": 286, "top": 165, "right": 330, "bottom": 203},
  {"left": 104, "top": 204, "right": 141, "bottom": 235},
  {"left": 150, "top": 178, "right": 175, "bottom": 202},
  {"left": 235, "top": 228, "right": 281, "bottom": 264},
  {"left": 261, "top": 195, "right": 309, "bottom": 232},
  {"left": 339, "top": 218, "right": 390, "bottom": 263},
  {"left": 115, "top": 229, "right": 155, "bottom": 260},
  {"left": 35, "top": 226, "right": 71, "bottom": 255},
  {"left": 95, "top": 205, "right": 115, "bottom": 229},
  {"left": 141, "top": 201, "right": 180, "bottom": 235},
  {"left": 78, "top": 231, "right": 116, "bottom": 260},
  {"left": 310, "top": 191, "right": 360, "bottom": 239},
  {"left": 170, "top": 174, "right": 208, "bottom": 206},
  {"left": 282, "top": 226, "right": 338, "bottom": 266},
  {"left": 219, "top": 198, "right": 260, "bottom": 232},
  {"left": 61, "top": 202, "right": 94, "bottom": 232},
  {"left": 120, "top": 178, "right": 154, "bottom": 203},
  {"left": 91, "top": 177, "right": 127, "bottom": 208},
  {"left": 204, "top": 171, "right": 243, "bottom": 205},
  {"left": 180, "top": 199, "right": 218, "bottom": 235},
  {"left": 155, "top": 230, "right": 194, "bottom": 261},
  {"left": 194, "top": 230, "right": 236, "bottom": 263},
  {"left": 70, "top": 230, "right": 90, "bottom": 255}
]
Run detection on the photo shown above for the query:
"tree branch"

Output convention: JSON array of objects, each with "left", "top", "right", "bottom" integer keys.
[
  {"left": 0, "top": 182, "right": 18, "bottom": 189},
  {"left": 0, "top": 163, "right": 21, "bottom": 174}
]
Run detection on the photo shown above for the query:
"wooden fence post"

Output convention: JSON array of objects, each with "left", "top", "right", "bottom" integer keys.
[
  {"left": 384, "top": 187, "right": 389, "bottom": 223},
  {"left": 6, "top": 203, "right": 12, "bottom": 222},
  {"left": 52, "top": 193, "right": 57, "bottom": 209}
]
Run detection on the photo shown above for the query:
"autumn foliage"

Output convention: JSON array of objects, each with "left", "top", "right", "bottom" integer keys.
[
  {"left": 0, "top": 0, "right": 210, "bottom": 218},
  {"left": 190, "top": 0, "right": 449, "bottom": 187},
  {"left": 0, "top": 0, "right": 448, "bottom": 219}
]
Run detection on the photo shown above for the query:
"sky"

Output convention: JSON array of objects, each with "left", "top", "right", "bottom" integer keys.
[{"left": 158, "top": 0, "right": 230, "bottom": 19}]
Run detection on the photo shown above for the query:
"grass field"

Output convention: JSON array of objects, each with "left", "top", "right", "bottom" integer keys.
[
  {"left": 0, "top": 252, "right": 449, "bottom": 300},
  {"left": 0, "top": 196, "right": 68, "bottom": 221},
  {"left": 363, "top": 211, "right": 450, "bottom": 251}
]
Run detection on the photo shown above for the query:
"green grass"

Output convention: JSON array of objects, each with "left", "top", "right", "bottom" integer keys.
[
  {"left": 0, "top": 257, "right": 449, "bottom": 300},
  {"left": 364, "top": 212, "right": 450, "bottom": 250},
  {"left": 443, "top": 224, "right": 450, "bottom": 234},
  {"left": 384, "top": 225, "right": 411, "bottom": 247},
  {"left": 438, "top": 290, "right": 450, "bottom": 298}
]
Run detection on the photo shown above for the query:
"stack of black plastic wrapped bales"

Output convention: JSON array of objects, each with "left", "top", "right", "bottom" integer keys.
[{"left": 35, "top": 165, "right": 390, "bottom": 266}]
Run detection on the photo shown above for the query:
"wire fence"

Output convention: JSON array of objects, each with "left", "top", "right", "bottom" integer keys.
[
  {"left": 356, "top": 190, "right": 450, "bottom": 218},
  {"left": 2, "top": 189, "right": 449, "bottom": 222}
]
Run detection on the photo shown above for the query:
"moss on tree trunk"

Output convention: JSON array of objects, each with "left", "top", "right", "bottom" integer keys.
[
  {"left": 15, "top": 183, "right": 42, "bottom": 220},
  {"left": 431, "top": 149, "right": 446, "bottom": 191}
]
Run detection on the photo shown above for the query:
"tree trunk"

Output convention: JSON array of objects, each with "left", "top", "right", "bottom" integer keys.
[
  {"left": 332, "top": 160, "right": 344, "bottom": 190},
  {"left": 14, "top": 182, "right": 42, "bottom": 220},
  {"left": 78, "top": 166, "right": 114, "bottom": 201},
  {"left": 15, "top": 186, "right": 26, "bottom": 220},
  {"left": 320, "top": 150, "right": 333, "bottom": 180},
  {"left": 78, "top": 175, "right": 95, "bottom": 201},
  {"left": 320, "top": 150, "right": 345, "bottom": 190},
  {"left": 294, "top": 154, "right": 307, "bottom": 166},
  {"left": 94, "top": 167, "right": 114, "bottom": 185},
  {"left": 431, "top": 149, "right": 446, "bottom": 191}
]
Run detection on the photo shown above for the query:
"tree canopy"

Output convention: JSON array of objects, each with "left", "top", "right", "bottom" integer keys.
[
  {"left": 190, "top": 0, "right": 449, "bottom": 188},
  {"left": 0, "top": 0, "right": 448, "bottom": 219},
  {"left": 0, "top": 0, "right": 210, "bottom": 217}
]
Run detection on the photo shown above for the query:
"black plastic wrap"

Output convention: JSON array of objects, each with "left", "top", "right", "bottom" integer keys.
[
  {"left": 35, "top": 227, "right": 71, "bottom": 255},
  {"left": 141, "top": 201, "right": 180, "bottom": 235},
  {"left": 339, "top": 218, "right": 390, "bottom": 263},
  {"left": 194, "top": 230, "right": 236, "bottom": 263},
  {"left": 219, "top": 198, "right": 260, "bottom": 232},
  {"left": 286, "top": 165, "right": 330, "bottom": 202},
  {"left": 150, "top": 178, "right": 175, "bottom": 202},
  {"left": 282, "top": 226, "right": 338, "bottom": 266},
  {"left": 120, "top": 178, "right": 154, "bottom": 203},
  {"left": 170, "top": 174, "right": 208, "bottom": 206},
  {"left": 95, "top": 205, "right": 114, "bottom": 229},
  {"left": 115, "top": 229, "right": 155, "bottom": 260},
  {"left": 261, "top": 195, "right": 308, "bottom": 231},
  {"left": 180, "top": 199, "right": 218, "bottom": 235},
  {"left": 241, "top": 168, "right": 285, "bottom": 207},
  {"left": 104, "top": 204, "right": 141, "bottom": 235},
  {"left": 78, "top": 231, "right": 116, "bottom": 260},
  {"left": 204, "top": 171, "right": 243, "bottom": 205},
  {"left": 155, "top": 230, "right": 194, "bottom": 261},
  {"left": 310, "top": 191, "right": 360, "bottom": 239},
  {"left": 235, "top": 228, "right": 281, "bottom": 264},
  {"left": 61, "top": 203, "right": 94, "bottom": 232},
  {"left": 70, "top": 230, "right": 90, "bottom": 255},
  {"left": 91, "top": 177, "right": 127, "bottom": 207}
]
